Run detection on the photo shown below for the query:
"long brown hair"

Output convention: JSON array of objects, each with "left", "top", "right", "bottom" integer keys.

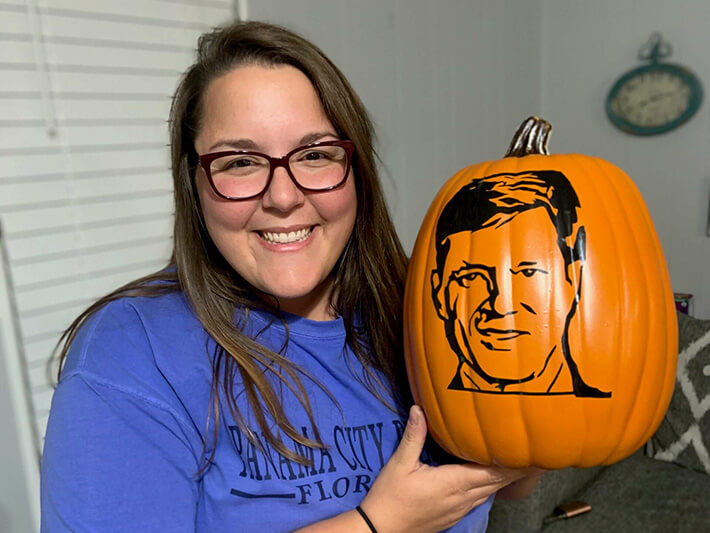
[{"left": 55, "top": 21, "right": 409, "bottom": 468}]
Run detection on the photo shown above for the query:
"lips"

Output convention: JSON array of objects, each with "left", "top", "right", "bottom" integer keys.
[
  {"left": 257, "top": 222, "right": 315, "bottom": 244},
  {"left": 259, "top": 226, "right": 313, "bottom": 244},
  {"left": 468, "top": 314, "right": 530, "bottom": 340},
  {"left": 476, "top": 328, "right": 530, "bottom": 341}
]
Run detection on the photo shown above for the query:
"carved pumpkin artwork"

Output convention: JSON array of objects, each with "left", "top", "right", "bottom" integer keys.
[{"left": 404, "top": 117, "right": 677, "bottom": 469}]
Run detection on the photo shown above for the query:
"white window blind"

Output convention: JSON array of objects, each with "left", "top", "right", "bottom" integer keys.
[{"left": 0, "top": 0, "right": 235, "bottom": 457}]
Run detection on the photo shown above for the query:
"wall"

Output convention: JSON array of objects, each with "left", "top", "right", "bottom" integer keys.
[
  {"left": 249, "top": 0, "right": 543, "bottom": 253},
  {"left": 541, "top": 0, "right": 710, "bottom": 318},
  {"left": 252, "top": 0, "right": 710, "bottom": 317}
]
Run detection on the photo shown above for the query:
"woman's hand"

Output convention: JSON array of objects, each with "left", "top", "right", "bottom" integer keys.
[{"left": 359, "top": 405, "right": 541, "bottom": 533}]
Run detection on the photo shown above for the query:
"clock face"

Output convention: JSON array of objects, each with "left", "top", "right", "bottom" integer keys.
[
  {"left": 606, "top": 64, "right": 703, "bottom": 135},
  {"left": 611, "top": 71, "right": 689, "bottom": 127}
]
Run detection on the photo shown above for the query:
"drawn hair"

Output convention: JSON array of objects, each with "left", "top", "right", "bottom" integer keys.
[{"left": 434, "top": 170, "right": 585, "bottom": 278}]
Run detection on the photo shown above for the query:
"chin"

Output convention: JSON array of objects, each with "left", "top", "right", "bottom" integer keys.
[
  {"left": 261, "top": 285, "right": 313, "bottom": 300},
  {"left": 472, "top": 355, "right": 546, "bottom": 383},
  {"left": 259, "top": 277, "right": 328, "bottom": 301}
]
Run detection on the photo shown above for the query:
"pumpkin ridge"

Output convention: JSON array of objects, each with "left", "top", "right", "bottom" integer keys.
[
  {"left": 609, "top": 158, "right": 675, "bottom": 455},
  {"left": 586, "top": 156, "right": 630, "bottom": 465},
  {"left": 421, "top": 232, "right": 457, "bottom": 459},
  {"left": 572, "top": 157, "right": 608, "bottom": 464},
  {"left": 599, "top": 156, "right": 657, "bottom": 455},
  {"left": 645, "top": 259, "right": 677, "bottom": 446},
  {"left": 573, "top": 159, "right": 603, "bottom": 466},
  {"left": 512, "top": 224, "right": 534, "bottom": 467},
  {"left": 591, "top": 156, "right": 649, "bottom": 465},
  {"left": 614, "top": 158, "right": 677, "bottom": 446},
  {"left": 406, "top": 162, "right": 477, "bottom": 460},
  {"left": 616, "top": 155, "right": 667, "bottom": 462},
  {"left": 565, "top": 160, "right": 590, "bottom": 467},
  {"left": 574, "top": 161, "right": 594, "bottom": 467},
  {"left": 456, "top": 160, "right": 497, "bottom": 463}
]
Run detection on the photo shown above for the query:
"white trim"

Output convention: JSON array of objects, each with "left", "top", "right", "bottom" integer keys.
[
  {"left": 237, "top": 0, "right": 248, "bottom": 21},
  {"left": 0, "top": 224, "right": 41, "bottom": 532}
]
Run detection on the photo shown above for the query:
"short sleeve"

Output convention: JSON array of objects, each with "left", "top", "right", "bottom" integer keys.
[
  {"left": 40, "top": 299, "right": 206, "bottom": 533},
  {"left": 41, "top": 373, "right": 201, "bottom": 532}
]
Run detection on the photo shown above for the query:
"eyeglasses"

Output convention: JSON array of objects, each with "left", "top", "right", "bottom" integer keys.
[{"left": 198, "top": 140, "right": 355, "bottom": 200}]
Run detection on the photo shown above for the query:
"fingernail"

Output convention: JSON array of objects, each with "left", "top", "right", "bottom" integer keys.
[{"left": 409, "top": 405, "right": 420, "bottom": 426}]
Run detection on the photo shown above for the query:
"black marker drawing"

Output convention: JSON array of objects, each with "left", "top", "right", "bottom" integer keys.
[{"left": 430, "top": 170, "right": 611, "bottom": 397}]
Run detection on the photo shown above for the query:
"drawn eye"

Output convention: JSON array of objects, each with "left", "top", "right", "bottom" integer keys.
[
  {"left": 512, "top": 267, "right": 548, "bottom": 278},
  {"left": 453, "top": 271, "right": 482, "bottom": 287}
]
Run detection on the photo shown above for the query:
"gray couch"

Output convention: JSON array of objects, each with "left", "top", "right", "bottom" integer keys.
[{"left": 487, "top": 312, "right": 710, "bottom": 532}]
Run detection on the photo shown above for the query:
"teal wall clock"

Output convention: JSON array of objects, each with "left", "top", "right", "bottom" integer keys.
[{"left": 606, "top": 33, "right": 703, "bottom": 136}]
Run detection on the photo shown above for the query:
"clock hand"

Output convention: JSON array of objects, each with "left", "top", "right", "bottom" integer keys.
[
  {"left": 649, "top": 92, "right": 676, "bottom": 102},
  {"left": 638, "top": 92, "right": 675, "bottom": 109}
]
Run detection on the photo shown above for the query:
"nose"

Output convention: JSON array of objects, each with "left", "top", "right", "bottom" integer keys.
[
  {"left": 261, "top": 165, "right": 305, "bottom": 212},
  {"left": 480, "top": 269, "right": 517, "bottom": 318}
]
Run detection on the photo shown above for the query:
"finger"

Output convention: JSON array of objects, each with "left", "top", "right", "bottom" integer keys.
[
  {"left": 446, "top": 463, "right": 528, "bottom": 492},
  {"left": 390, "top": 405, "right": 427, "bottom": 467}
]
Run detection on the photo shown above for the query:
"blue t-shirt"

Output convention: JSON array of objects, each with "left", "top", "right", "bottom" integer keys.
[{"left": 40, "top": 292, "right": 492, "bottom": 532}]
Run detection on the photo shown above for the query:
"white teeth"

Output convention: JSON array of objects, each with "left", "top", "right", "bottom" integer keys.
[{"left": 260, "top": 227, "right": 312, "bottom": 244}]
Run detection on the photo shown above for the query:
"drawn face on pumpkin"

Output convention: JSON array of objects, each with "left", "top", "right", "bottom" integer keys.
[
  {"left": 434, "top": 208, "right": 578, "bottom": 388},
  {"left": 430, "top": 170, "right": 610, "bottom": 397}
]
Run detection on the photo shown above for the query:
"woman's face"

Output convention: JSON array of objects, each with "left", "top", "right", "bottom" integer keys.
[{"left": 193, "top": 64, "right": 357, "bottom": 320}]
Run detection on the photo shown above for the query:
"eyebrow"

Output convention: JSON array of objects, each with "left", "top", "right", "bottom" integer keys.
[
  {"left": 206, "top": 131, "right": 339, "bottom": 153},
  {"left": 448, "top": 262, "right": 492, "bottom": 281},
  {"left": 516, "top": 261, "right": 539, "bottom": 267}
]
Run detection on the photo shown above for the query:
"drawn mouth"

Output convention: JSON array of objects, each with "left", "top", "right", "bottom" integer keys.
[{"left": 476, "top": 328, "right": 530, "bottom": 341}]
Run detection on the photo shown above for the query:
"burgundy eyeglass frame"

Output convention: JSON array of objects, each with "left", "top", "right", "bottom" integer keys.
[{"left": 198, "top": 139, "right": 355, "bottom": 201}]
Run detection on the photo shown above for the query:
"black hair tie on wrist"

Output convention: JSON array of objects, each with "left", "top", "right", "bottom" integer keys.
[{"left": 355, "top": 505, "right": 378, "bottom": 533}]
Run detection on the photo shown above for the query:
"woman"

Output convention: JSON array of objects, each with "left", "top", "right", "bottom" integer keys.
[{"left": 40, "top": 21, "right": 540, "bottom": 532}]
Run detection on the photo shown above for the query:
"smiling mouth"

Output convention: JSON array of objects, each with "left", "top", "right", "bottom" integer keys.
[
  {"left": 476, "top": 328, "right": 530, "bottom": 341},
  {"left": 477, "top": 329, "right": 529, "bottom": 352},
  {"left": 258, "top": 226, "right": 314, "bottom": 244}
]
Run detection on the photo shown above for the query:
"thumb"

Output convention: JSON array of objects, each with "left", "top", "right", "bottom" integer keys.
[{"left": 391, "top": 405, "right": 427, "bottom": 467}]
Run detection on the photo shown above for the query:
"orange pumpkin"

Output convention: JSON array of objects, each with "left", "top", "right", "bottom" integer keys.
[{"left": 404, "top": 117, "right": 677, "bottom": 469}]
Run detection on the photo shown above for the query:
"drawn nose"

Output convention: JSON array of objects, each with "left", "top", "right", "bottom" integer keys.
[{"left": 481, "top": 274, "right": 517, "bottom": 319}]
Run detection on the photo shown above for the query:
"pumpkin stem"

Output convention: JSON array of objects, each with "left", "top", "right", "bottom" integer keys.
[{"left": 505, "top": 116, "right": 552, "bottom": 157}]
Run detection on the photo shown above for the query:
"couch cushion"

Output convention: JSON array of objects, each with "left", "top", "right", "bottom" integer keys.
[
  {"left": 487, "top": 464, "right": 603, "bottom": 533},
  {"left": 543, "top": 450, "right": 710, "bottom": 532},
  {"left": 647, "top": 312, "right": 710, "bottom": 475}
]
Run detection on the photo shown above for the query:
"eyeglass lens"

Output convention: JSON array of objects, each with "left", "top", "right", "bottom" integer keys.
[{"left": 209, "top": 144, "right": 348, "bottom": 198}]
